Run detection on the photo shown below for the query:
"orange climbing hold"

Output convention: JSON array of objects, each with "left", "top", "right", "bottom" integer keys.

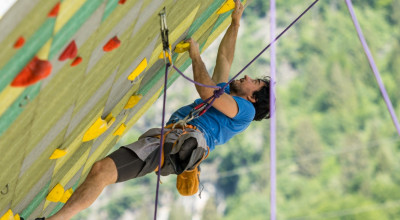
[
  {"left": 48, "top": 2, "right": 60, "bottom": 17},
  {"left": 59, "top": 40, "right": 78, "bottom": 61},
  {"left": 119, "top": 0, "right": 127, "bottom": 4},
  {"left": 11, "top": 56, "right": 52, "bottom": 87},
  {"left": 103, "top": 36, "right": 121, "bottom": 52},
  {"left": 71, "top": 56, "right": 82, "bottom": 67},
  {"left": 13, "top": 36, "right": 25, "bottom": 49}
]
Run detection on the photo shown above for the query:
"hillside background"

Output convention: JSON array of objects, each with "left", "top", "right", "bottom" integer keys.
[{"left": 72, "top": 0, "right": 400, "bottom": 219}]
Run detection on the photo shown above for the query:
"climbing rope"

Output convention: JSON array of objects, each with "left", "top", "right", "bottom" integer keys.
[
  {"left": 154, "top": 8, "right": 172, "bottom": 220},
  {"left": 269, "top": 0, "right": 277, "bottom": 219},
  {"left": 345, "top": 0, "right": 400, "bottom": 136}
]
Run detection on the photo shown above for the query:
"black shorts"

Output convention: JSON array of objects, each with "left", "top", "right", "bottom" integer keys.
[
  {"left": 107, "top": 147, "right": 160, "bottom": 183},
  {"left": 107, "top": 137, "right": 204, "bottom": 183}
]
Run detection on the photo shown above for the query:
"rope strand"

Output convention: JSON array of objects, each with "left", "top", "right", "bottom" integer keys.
[
  {"left": 345, "top": 0, "right": 400, "bottom": 136},
  {"left": 269, "top": 0, "right": 277, "bottom": 218},
  {"left": 153, "top": 62, "right": 170, "bottom": 220}
]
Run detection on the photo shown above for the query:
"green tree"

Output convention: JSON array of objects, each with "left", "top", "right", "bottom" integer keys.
[
  {"left": 202, "top": 197, "right": 222, "bottom": 220},
  {"left": 293, "top": 120, "right": 324, "bottom": 177}
]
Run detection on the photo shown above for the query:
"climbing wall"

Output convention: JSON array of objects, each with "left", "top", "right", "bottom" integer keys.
[{"left": 0, "top": 0, "right": 245, "bottom": 219}]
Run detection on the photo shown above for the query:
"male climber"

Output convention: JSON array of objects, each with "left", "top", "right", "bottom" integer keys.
[{"left": 45, "top": 1, "right": 269, "bottom": 219}]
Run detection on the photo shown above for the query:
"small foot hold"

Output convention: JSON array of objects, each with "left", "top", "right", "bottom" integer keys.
[
  {"left": 113, "top": 123, "right": 126, "bottom": 136},
  {"left": 103, "top": 36, "right": 121, "bottom": 52},
  {"left": 124, "top": 95, "right": 142, "bottom": 109},
  {"left": 127, "top": 58, "right": 147, "bottom": 81},
  {"left": 59, "top": 40, "right": 78, "bottom": 61},
  {"left": 82, "top": 114, "right": 116, "bottom": 142},
  {"left": 46, "top": 184, "right": 65, "bottom": 202},
  {"left": 71, "top": 56, "right": 82, "bottom": 67},
  {"left": 14, "top": 36, "right": 25, "bottom": 49},
  {"left": 49, "top": 149, "right": 67, "bottom": 159},
  {"left": 48, "top": 2, "right": 60, "bottom": 17}
]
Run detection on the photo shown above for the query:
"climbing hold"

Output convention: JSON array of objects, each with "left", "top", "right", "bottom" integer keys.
[
  {"left": 124, "top": 95, "right": 142, "bottom": 109},
  {"left": 46, "top": 184, "right": 65, "bottom": 202},
  {"left": 11, "top": 56, "right": 52, "bottom": 87},
  {"left": 118, "top": 0, "right": 127, "bottom": 4},
  {"left": 217, "top": 0, "right": 236, "bottom": 14},
  {"left": 71, "top": 56, "right": 82, "bottom": 67},
  {"left": 59, "top": 41, "right": 78, "bottom": 61},
  {"left": 14, "top": 214, "right": 20, "bottom": 220},
  {"left": 174, "top": 41, "right": 190, "bottom": 53},
  {"left": 0, "top": 209, "right": 13, "bottom": 220},
  {"left": 48, "top": 2, "right": 60, "bottom": 17},
  {"left": 82, "top": 113, "right": 116, "bottom": 142},
  {"left": 127, "top": 58, "right": 147, "bottom": 81},
  {"left": 113, "top": 123, "right": 126, "bottom": 136},
  {"left": 60, "top": 188, "right": 73, "bottom": 203},
  {"left": 13, "top": 36, "right": 25, "bottom": 49},
  {"left": 103, "top": 36, "right": 121, "bottom": 52},
  {"left": 49, "top": 149, "right": 67, "bottom": 160}
]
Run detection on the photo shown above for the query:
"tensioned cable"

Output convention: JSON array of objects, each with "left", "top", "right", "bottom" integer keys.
[
  {"left": 269, "top": 0, "right": 277, "bottom": 219},
  {"left": 154, "top": 61, "right": 171, "bottom": 220},
  {"left": 345, "top": 0, "right": 400, "bottom": 136}
]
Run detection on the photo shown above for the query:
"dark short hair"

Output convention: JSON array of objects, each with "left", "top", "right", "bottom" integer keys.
[{"left": 252, "top": 76, "right": 271, "bottom": 121}]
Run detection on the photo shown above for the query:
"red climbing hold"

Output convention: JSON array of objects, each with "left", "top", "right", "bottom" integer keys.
[
  {"left": 119, "top": 0, "right": 127, "bottom": 4},
  {"left": 71, "top": 56, "right": 82, "bottom": 67},
  {"left": 14, "top": 36, "right": 25, "bottom": 49},
  {"left": 48, "top": 2, "right": 60, "bottom": 17},
  {"left": 103, "top": 36, "right": 121, "bottom": 52},
  {"left": 11, "top": 56, "right": 52, "bottom": 87},
  {"left": 59, "top": 40, "right": 78, "bottom": 61}
]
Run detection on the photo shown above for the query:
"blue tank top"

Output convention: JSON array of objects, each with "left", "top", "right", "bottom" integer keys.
[{"left": 167, "top": 83, "right": 255, "bottom": 151}]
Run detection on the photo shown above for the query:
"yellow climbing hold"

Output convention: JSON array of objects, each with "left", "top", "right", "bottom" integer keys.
[
  {"left": 14, "top": 214, "right": 20, "bottom": 220},
  {"left": 0, "top": 209, "right": 13, "bottom": 220},
  {"left": 49, "top": 149, "right": 67, "bottom": 159},
  {"left": 127, "top": 58, "right": 147, "bottom": 81},
  {"left": 82, "top": 113, "right": 116, "bottom": 142},
  {"left": 217, "top": 0, "right": 235, "bottom": 14},
  {"left": 124, "top": 95, "right": 142, "bottom": 109},
  {"left": 46, "top": 184, "right": 65, "bottom": 202},
  {"left": 113, "top": 123, "right": 126, "bottom": 136},
  {"left": 60, "top": 188, "right": 74, "bottom": 203},
  {"left": 174, "top": 41, "right": 190, "bottom": 53}
]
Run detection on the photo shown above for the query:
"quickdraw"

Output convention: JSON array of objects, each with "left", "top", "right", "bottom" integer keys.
[{"left": 159, "top": 8, "right": 173, "bottom": 65}]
